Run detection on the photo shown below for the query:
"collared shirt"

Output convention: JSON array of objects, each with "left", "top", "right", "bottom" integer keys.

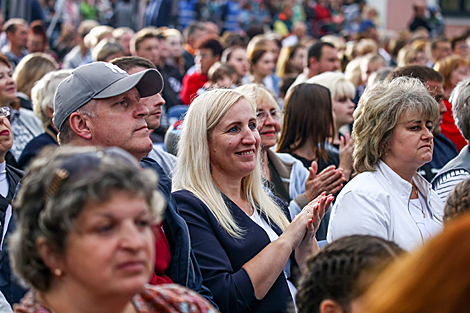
[{"left": 328, "top": 160, "right": 443, "bottom": 251}]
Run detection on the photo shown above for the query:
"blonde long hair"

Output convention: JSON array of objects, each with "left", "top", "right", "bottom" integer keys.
[{"left": 172, "top": 89, "right": 290, "bottom": 238}]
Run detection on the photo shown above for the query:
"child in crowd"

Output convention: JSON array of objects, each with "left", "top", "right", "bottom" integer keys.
[
  {"left": 296, "top": 235, "right": 403, "bottom": 313},
  {"left": 444, "top": 178, "right": 470, "bottom": 223},
  {"left": 197, "top": 62, "right": 237, "bottom": 95}
]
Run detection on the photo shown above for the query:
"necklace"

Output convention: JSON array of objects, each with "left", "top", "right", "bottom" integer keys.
[{"left": 410, "top": 183, "right": 425, "bottom": 218}]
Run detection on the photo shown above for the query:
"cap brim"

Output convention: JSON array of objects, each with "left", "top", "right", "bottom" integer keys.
[{"left": 94, "top": 68, "right": 163, "bottom": 99}]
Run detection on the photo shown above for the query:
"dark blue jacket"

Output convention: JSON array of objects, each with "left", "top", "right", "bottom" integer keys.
[
  {"left": 0, "top": 166, "right": 26, "bottom": 305},
  {"left": 140, "top": 157, "right": 215, "bottom": 307},
  {"left": 0, "top": 217, "right": 27, "bottom": 304},
  {"left": 420, "top": 133, "right": 459, "bottom": 182},
  {"left": 173, "top": 189, "right": 295, "bottom": 313},
  {"left": 17, "top": 125, "right": 58, "bottom": 170}
]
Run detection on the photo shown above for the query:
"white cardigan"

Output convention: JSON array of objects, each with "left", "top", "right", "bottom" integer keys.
[{"left": 327, "top": 160, "right": 444, "bottom": 251}]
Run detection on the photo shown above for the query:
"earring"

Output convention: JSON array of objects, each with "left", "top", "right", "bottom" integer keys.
[{"left": 54, "top": 269, "right": 62, "bottom": 277}]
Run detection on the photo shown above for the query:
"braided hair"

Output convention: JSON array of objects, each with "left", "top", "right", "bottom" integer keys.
[
  {"left": 444, "top": 178, "right": 470, "bottom": 223},
  {"left": 296, "top": 235, "right": 403, "bottom": 313}
]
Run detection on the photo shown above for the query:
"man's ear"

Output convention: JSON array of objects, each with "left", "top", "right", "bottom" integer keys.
[
  {"left": 69, "top": 112, "right": 92, "bottom": 140},
  {"left": 309, "top": 56, "right": 318, "bottom": 70},
  {"left": 320, "top": 299, "right": 346, "bottom": 313}
]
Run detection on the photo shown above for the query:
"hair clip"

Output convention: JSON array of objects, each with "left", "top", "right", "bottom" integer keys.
[{"left": 44, "top": 168, "right": 69, "bottom": 201}]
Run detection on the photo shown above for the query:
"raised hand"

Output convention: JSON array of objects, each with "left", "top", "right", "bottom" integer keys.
[
  {"left": 339, "top": 133, "right": 354, "bottom": 181},
  {"left": 304, "top": 161, "right": 344, "bottom": 201}
]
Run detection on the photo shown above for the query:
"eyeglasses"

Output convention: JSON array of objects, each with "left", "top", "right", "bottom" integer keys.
[
  {"left": 0, "top": 107, "right": 10, "bottom": 118},
  {"left": 256, "top": 109, "right": 283, "bottom": 123}
]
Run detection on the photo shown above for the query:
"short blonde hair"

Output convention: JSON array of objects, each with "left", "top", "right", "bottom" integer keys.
[
  {"left": 307, "top": 71, "right": 355, "bottom": 100},
  {"left": 235, "top": 83, "right": 279, "bottom": 110},
  {"left": 31, "top": 69, "right": 72, "bottom": 129},
  {"left": 172, "top": 89, "right": 289, "bottom": 237},
  {"left": 344, "top": 57, "right": 363, "bottom": 87},
  {"left": 130, "top": 27, "right": 158, "bottom": 55},
  {"left": 353, "top": 77, "right": 439, "bottom": 173},
  {"left": 13, "top": 53, "right": 59, "bottom": 98},
  {"left": 84, "top": 25, "right": 114, "bottom": 49},
  {"left": 91, "top": 38, "right": 125, "bottom": 62}
]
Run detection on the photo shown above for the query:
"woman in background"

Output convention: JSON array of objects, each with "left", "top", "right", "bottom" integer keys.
[
  {"left": 434, "top": 55, "right": 470, "bottom": 150},
  {"left": 17, "top": 70, "right": 72, "bottom": 169},
  {"left": 13, "top": 53, "right": 59, "bottom": 110},
  {"left": 0, "top": 54, "right": 42, "bottom": 164},
  {"left": 243, "top": 45, "right": 277, "bottom": 96},
  {"left": 276, "top": 44, "right": 305, "bottom": 79},
  {"left": 306, "top": 72, "right": 355, "bottom": 177},
  {"left": 221, "top": 46, "right": 249, "bottom": 85},
  {"left": 235, "top": 83, "right": 343, "bottom": 223},
  {"left": 277, "top": 83, "right": 350, "bottom": 181}
]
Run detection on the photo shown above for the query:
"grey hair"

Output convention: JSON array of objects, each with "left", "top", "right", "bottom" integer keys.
[
  {"left": 9, "top": 146, "right": 165, "bottom": 291},
  {"left": 450, "top": 76, "right": 470, "bottom": 141},
  {"left": 32, "top": 70, "right": 72, "bottom": 129},
  {"left": 353, "top": 76, "right": 439, "bottom": 173},
  {"left": 57, "top": 101, "right": 97, "bottom": 145}
]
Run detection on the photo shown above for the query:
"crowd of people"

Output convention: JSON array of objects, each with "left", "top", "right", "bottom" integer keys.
[{"left": 0, "top": 0, "right": 469, "bottom": 312}]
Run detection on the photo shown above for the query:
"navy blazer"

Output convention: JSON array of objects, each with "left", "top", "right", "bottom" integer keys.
[
  {"left": 173, "top": 189, "right": 295, "bottom": 313},
  {"left": 140, "top": 158, "right": 215, "bottom": 307}
]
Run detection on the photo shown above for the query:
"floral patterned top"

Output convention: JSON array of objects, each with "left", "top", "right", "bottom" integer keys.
[{"left": 14, "top": 284, "right": 218, "bottom": 313}]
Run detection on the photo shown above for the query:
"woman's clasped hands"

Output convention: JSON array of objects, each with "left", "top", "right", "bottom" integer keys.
[{"left": 280, "top": 192, "right": 334, "bottom": 273}]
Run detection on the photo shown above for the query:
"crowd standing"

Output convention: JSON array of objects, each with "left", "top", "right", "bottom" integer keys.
[{"left": 0, "top": 0, "right": 469, "bottom": 312}]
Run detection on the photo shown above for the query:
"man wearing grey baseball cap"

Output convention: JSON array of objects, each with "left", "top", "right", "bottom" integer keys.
[
  {"left": 52, "top": 62, "right": 216, "bottom": 307},
  {"left": 53, "top": 61, "right": 162, "bottom": 160}
]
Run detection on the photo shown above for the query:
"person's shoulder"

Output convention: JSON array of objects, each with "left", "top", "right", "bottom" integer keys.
[
  {"left": 135, "top": 284, "right": 218, "bottom": 313},
  {"left": 6, "top": 163, "right": 24, "bottom": 179},
  {"left": 340, "top": 170, "right": 383, "bottom": 194},
  {"left": 173, "top": 189, "right": 199, "bottom": 202},
  {"left": 274, "top": 151, "right": 298, "bottom": 164}
]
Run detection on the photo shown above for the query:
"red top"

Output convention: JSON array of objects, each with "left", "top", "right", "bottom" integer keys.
[
  {"left": 441, "top": 98, "right": 468, "bottom": 151},
  {"left": 180, "top": 71, "right": 208, "bottom": 105},
  {"left": 149, "top": 225, "right": 173, "bottom": 285}
]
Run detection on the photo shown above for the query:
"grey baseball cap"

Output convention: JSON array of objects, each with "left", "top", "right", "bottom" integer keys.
[{"left": 53, "top": 62, "right": 163, "bottom": 131}]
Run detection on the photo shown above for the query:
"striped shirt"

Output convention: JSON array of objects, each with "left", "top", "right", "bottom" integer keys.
[{"left": 432, "top": 169, "right": 470, "bottom": 202}]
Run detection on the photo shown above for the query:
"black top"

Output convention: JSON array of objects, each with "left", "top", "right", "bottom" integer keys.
[{"left": 292, "top": 150, "right": 340, "bottom": 173}]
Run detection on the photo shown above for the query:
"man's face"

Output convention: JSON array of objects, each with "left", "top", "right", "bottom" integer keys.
[
  {"left": 454, "top": 40, "right": 469, "bottom": 59},
  {"left": 126, "top": 66, "right": 165, "bottom": 130},
  {"left": 86, "top": 87, "right": 153, "bottom": 160},
  {"left": 431, "top": 41, "right": 452, "bottom": 63},
  {"left": 426, "top": 80, "right": 445, "bottom": 135},
  {"left": 157, "top": 38, "right": 170, "bottom": 63},
  {"left": 135, "top": 38, "right": 160, "bottom": 66},
  {"left": 27, "top": 33, "right": 44, "bottom": 53},
  {"left": 317, "top": 46, "right": 339, "bottom": 74},
  {"left": 196, "top": 48, "right": 219, "bottom": 75},
  {"left": 9, "top": 24, "right": 28, "bottom": 49},
  {"left": 191, "top": 29, "right": 207, "bottom": 50}
]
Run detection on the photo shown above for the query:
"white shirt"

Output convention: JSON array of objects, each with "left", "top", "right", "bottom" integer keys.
[
  {"left": 408, "top": 192, "right": 442, "bottom": 242},
  {"left": 328, "top": 160, "right": 444, "bottom": 251},
  {"left": 432, "top": 169, "right": 470, "bottom": 202},
  {"left": 249, "top": 210, "right": 297, "bottom": 307}
]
